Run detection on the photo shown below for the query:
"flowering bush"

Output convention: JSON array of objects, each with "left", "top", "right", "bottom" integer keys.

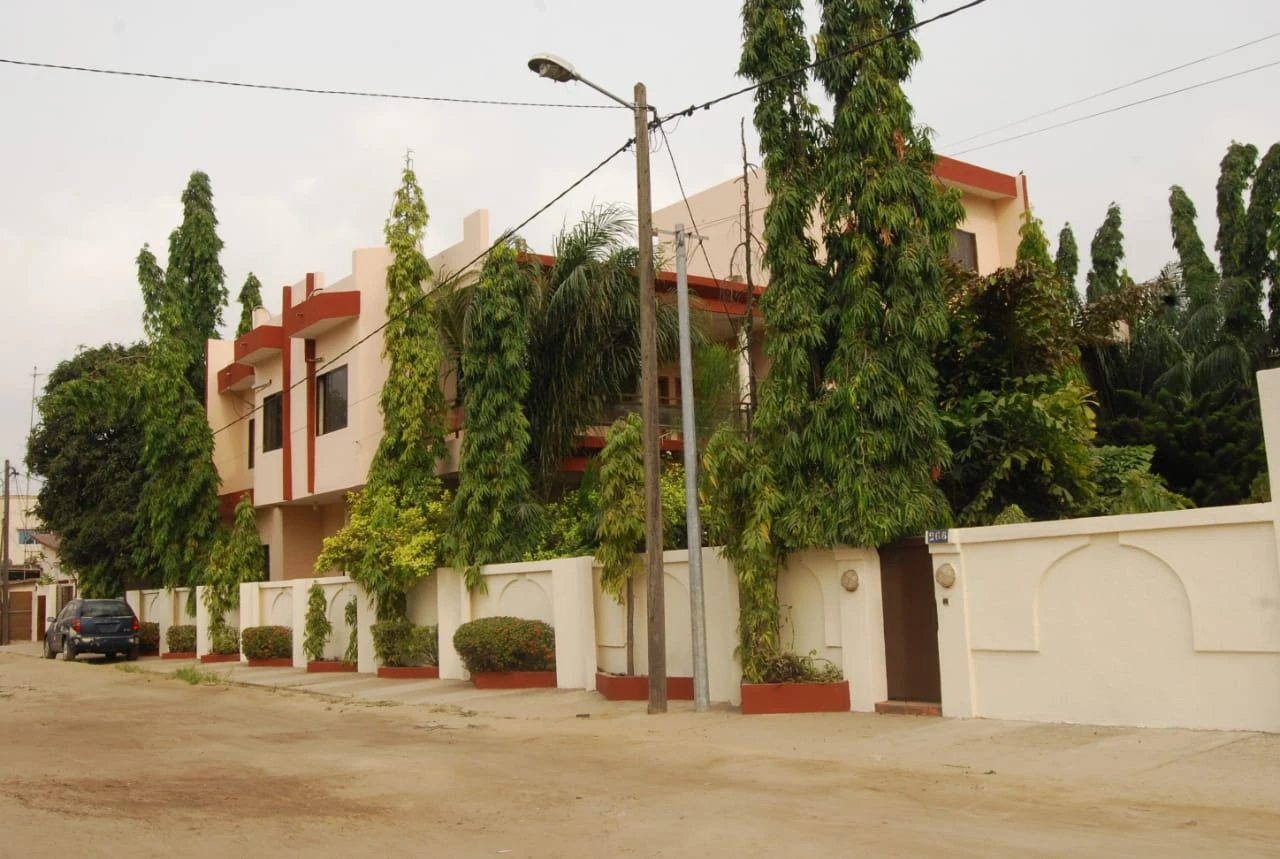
[
  {"left": 166, "top": 624, "right": 196, "bottom": 653},
  {"left": 241, "top": 625, "right": 292, "bottom": 660},
  {"left": 139, "top": 622, "right": 160, "bottom": 654},
  {"left": 452, "top": 616, "right": 554, "bottom": 673}
]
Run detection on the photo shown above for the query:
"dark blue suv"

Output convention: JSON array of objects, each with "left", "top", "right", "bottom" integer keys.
[{"left": 43, "top": 599, "right": 141, "bottom": 661}]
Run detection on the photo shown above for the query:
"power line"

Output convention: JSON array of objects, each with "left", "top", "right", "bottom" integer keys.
[
  {"left": 655, "top": 0, "right": 990, "bottom": 125},
  {"left": 212, "top": 135, "right": 637, "bottom": 437},
  {"left": 944, "top": 31, "right": 1280, "bottom": 147},
  {"left": 0, "top": 57, "right": 625, "bottom": 110},
  {"left": 952, "top": 58, "right": 1280, "bottom": 156}
]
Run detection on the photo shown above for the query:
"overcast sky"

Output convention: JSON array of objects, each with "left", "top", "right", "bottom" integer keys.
[{"left": 3, "top": 0, "right": 1279, "bottom": 485}]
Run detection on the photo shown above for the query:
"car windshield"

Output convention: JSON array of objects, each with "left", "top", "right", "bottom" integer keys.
[{"left": 80, "top": 600, "right": 133, "bottom": 618}]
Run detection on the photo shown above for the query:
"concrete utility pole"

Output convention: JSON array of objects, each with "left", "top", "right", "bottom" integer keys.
[
  {"left": 673, "top": 225, "right": 710, "bottom": 712},
  {"left": 1, "top": 459, "right": 12, "bottom": 645},
  {"left": 527, "top": 53, "right": 667, "bottom": 713},
  {"left": 633, "top": 82, "right": 668, "bottom": 714}
]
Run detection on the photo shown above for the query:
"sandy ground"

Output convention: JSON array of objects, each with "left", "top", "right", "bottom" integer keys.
[{"left": 2, "top": 652, "right": 1279, "bottom": 858}]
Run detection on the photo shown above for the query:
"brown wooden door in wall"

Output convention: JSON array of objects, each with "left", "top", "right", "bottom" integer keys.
[
  {"left": 879, "top": 540, "right": 941, "bottom": 704},
  {"left": 36, "top": 595, "right": 47, "bottom": 640},
  {"left": 7, "top": 589, "right": 33, "bottom": 642}
]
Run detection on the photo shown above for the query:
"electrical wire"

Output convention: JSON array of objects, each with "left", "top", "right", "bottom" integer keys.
[
  {"left": 0, "top": 57, "right": 626, "bottom": 110},
  {"left": 211, "top": 135, "right": 637, "bottom": 437},
  {"left": 943, "top": 31, "right": 1280, "bottom": 147},
  {"left": 655, "top": 0, "right": 990, "bottom": 126},
  {"left": 951, "top": 58, "right": 1280, "bottom": 156}
]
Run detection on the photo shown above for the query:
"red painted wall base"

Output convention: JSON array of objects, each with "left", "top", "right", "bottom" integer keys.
[
  {"left": 740, "top": 680, "right": 851, "bottom": 715},
  {"left": 472, "top": 670, "right": 557, "bottom": 689},
  {"left": 307, "top": 661, "right": 358, "bottom": 674},
  {"left": 595, "top": 672, "right": 695, "bottom": 701},
  {"left": 377, "top": 665, "right": 439, "bottom": 679}
]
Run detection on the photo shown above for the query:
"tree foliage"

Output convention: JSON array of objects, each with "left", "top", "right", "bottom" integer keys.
[
  {"left": 715, "top": 0, "right": 960, "bottom": 678},
  {"left": 236, "top": 272, "right": 264, "bottom": 337},
  {"left": 1216, "top": 141, "right": 1258, "bottom": 280},
  {"left": 1086, "top": 203, "right": 1126, "bottom": 304},
  {"left": 319, "top": 160, "right": 450, "bottom": 617},
  {"left": 25, "top": 344, "right": 153, "bottom": 597},
  {"left": 135, "top": 301, "right": 222, "bottom": 592},
  {"left": 1168, "top": 185, "right": 1217, "bottom": 308},
  {"left": 449, "top": 243, "right": 540, "bottom": 584},
  {"left": 1016, "top": 216, "right": 1054, "bottom": 271},
  {"left": 303, "top": 583, "right": 333, "bottom": 662},
  {"left": 1055, "top": 222, "right": 1080, "bottom": 304},
  {"left": 203, "top": 494, "right": 263, "bottom": 629}
]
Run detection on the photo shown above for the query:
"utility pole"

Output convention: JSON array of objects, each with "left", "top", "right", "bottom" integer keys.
[
  {"left": 634, "top": 82, "right": 667, "bottom": 714},
  {"left": 1, "top": 459, "right": 11, "bottom": 645},
  {"left": 527, "top": 54, "right": 667, "bottom": 713},
  {"left": 674, "top": 225, "right": 710, "bottom": 711}
]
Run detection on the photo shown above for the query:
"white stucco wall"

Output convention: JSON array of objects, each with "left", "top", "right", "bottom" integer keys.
[{"left": 928, "top": 504, "right": 1280, "bottom": 731}]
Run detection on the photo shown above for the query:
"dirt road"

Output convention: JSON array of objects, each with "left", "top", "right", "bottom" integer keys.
[{"left": 2, "top": 653, "right": 1278, "bottom": 858}]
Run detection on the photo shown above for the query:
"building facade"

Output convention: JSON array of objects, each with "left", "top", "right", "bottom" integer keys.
[{"left": 206, "top": 155, "right": 1030, "bottom": 582}]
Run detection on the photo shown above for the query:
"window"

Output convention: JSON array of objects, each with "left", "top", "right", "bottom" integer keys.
[
  {"left": 247, "top": 418, "right": 255, "bottom": 469},
  {"left": 263, "top": 393, "right": 283, "bottom": 452},
  {"left": 17, "top": 528, "right": 48, "bottom": 545},
  {"left": 316, "top": 366, "right": 348, "bottom": 435},
  {"left": 948, "top": 229, "right": 979, "bottom": 272}
]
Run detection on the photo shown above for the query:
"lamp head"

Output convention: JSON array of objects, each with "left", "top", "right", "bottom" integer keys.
[{"left": 527, "top": 53, "right": 577, "bottom": 84}]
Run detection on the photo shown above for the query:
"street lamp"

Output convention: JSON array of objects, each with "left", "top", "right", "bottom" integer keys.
[{"left": 529, "top": 54, "right": 668, "bottom": 714}]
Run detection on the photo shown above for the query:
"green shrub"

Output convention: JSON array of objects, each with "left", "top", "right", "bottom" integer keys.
[
  {"left": 166, "top": 624, "right": 196, "bottom": 653},
  {"left": 210, "top": 623, "right": 240, "bottom": 656},
  {"left": 343, "top": 595, "right": 359, "bottom": 664},
  {"left": 139, "top": 622, "right": 160, "bottom": 653},
  {"left": 241, "top": 625, "right": 292, "bottom": 660},
  {"left": 370, "top": 620, "right": 437, "bottom": 667},
  {"left": 757, "top": 651, "right": 843, "bottom": 684},
  {"left": 452, "top": 616, "right": 555, "bottom": 674},
  {"left": 303, "top": 584, "right": 333, "bottom": 662}
]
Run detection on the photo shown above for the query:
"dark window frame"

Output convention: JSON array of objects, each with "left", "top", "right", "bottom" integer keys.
[
  {"left": 316, "top": 365, "right": 348, "bottom": 436},
  {"left": 248, "top": 418, "right": 256, "bottom": 469},
  {"left": 948, "top": 229, "right": 979, "bottom": 272},
  {"left": 263, "top": 393, "right": 283, "bottom": 452}
]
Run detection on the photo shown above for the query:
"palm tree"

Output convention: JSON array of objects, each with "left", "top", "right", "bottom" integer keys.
[{"left": 431, "top": 204, "right": 682, "bottom": 496}]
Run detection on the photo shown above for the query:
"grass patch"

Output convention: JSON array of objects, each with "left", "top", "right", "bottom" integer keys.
[
  {"left": 173, "top": 666, "right": 226, "bottom": 686},
  {"left": 113, "top": 663, "right": 146, "bottom": 675}
]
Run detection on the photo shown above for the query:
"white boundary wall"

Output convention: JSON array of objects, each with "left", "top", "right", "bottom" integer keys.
[
  {"left": 125, "top": 588, "right": 196, "bottom": 655},
  {"left": 922, "top": 367, "right": 1280, "bottom": 732}
]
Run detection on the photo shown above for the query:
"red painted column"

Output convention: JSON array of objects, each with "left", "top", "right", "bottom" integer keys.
[
  {"left": 282, "top": 285, "right": 293, "bottom": 502},
  {"left": 304, "top": 273, "right": 317, "bottom": 496}
]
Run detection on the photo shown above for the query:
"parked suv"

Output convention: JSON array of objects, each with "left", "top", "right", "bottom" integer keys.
[{"left": 43, "top": 599, "right": 141, "bottom": 661}]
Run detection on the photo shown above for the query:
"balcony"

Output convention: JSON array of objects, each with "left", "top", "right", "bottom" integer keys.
[
  {"left": 283, "top": 290, "right": 361, "bottom": 339},
  {"left": 217, "top": 362, "right": 255, "bottom": 394},
  {"left": 234, "top": 324, "right": 284, "bottom": 365}
]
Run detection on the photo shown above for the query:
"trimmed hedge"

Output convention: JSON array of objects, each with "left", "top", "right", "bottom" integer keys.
[
  {"left": 166, "top": 624, "right": 196, "bottom": 653},
  {"left": 139, "top": 622, "right": 160, "bottom": 653},
  {"left": 371, "top": 620, "right": 438, "bottom": 668},
  {"left": 452, "top": 616, "right": 555, "bottom": 674},
  {"left": 241, "top": 625, "right": 292, "bottom": 660},
  {"left": 211, "top": 624, "right": 240, "bottom": 656}
]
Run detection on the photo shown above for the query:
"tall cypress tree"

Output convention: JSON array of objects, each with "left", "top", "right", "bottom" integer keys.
[
  {"left": 1168, "top": 185, "right": 1218, "bottom": 310},
  {"left": 319, "top": 159, "right": 450, "bottom": 620},
  {"left": 135, "top": 308, "right": 222, "bottom": 591},
  {"left": 1243, "top": 143, "right": 1280, "bottom": 351},
  {"left": 236, "top": 272, "right": 264, "bottom": 337},
  {"left": 1016, "top": 216, "right": 1054, "bottom": 270},
  {"left": 367, "top": 161, "right": 449, "bottom": 504},
  {"left": 1216, "top": 141, "right": 1258, "bottom": 279},
  {"left": 805, "top": 0, "right": 960, "bottom": 547},
  {"left": 1086, "top": 203, "right": 1125, "bottom": 304},
  {"left": 1055, "top": 223, "right": 1080, "bottom": 305},
  {"left": 166, "top": 172, "right": 227, "bottom": 397},
  {"left": 449, "top": 243, "right": 539, "bottom": 585}
]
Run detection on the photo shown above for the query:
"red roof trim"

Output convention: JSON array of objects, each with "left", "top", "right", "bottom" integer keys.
[{"left": 934, "top": 155, "right": 1018, "bottom": 198}]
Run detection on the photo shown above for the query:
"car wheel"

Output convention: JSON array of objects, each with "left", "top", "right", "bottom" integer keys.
[
  {"left": 126, "top": 647, "right": 139, "bottom": 662},
  {"left": 62, "top": 638, "right": 76, "bottom": 662}
]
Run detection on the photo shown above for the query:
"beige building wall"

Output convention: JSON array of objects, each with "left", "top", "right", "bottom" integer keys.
[{"left": 205, "top": 210, "right": 491, "bottom": 581}]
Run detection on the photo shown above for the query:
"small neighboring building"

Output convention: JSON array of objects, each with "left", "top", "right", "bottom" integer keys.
[
  {"left": 205, "top": 154, "right": 1030, "bottom": 583},
  {"left": 2, "top": 494, "right": 74, "bottom": 643}
]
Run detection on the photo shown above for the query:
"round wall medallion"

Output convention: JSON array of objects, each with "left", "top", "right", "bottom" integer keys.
[
  {"left": 935, "top": 563, "right": 957, "bottom": 589},
  {"left": 840, "top": 569, "right": 860, "bottom": 592}
]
